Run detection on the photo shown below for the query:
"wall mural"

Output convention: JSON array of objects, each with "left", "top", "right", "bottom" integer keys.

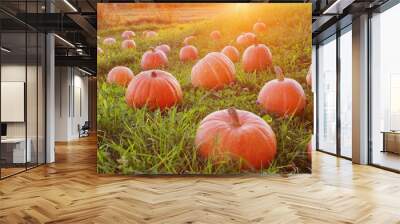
[{"left": 97, "top": 3, "right": 312, "bottom": 175}]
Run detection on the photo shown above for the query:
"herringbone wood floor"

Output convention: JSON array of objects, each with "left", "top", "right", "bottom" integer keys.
[{"left": 1, "top": 136, "right": 400, "bottom": 224}]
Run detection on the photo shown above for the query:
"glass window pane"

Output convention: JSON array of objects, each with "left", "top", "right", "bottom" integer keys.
[
  {"left": 1, "top": 31, "right": 27, "bottom": 177},
  {"left": 318, "top": 36, "right": 337, "bottom": 154},
  {"left": 27, "top": 31, "right": 38, "bottom": 169},
  {"left": 371, "top": 3, "right": 400, "bottom": 171},
  {"left": 340, "top": 28, "right": 352, "bottom": 158}
]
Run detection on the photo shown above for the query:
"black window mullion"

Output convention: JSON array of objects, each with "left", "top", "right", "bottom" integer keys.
[
  {"left": 25, "top": 0, "right": 28, "bottom": 171},
  {"left": 336, "top": 28, "right": 341, "bottom": 157},
  {"left": 36, "top": 0, "right": 39, "bottom": 167},
  {"left": 315, "top": 44, "right": 319, "bottom": 151}
]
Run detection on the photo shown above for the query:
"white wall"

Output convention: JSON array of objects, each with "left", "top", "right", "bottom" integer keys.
[{"left": 54, "top": 67, "right": 89, "bottom": 141}]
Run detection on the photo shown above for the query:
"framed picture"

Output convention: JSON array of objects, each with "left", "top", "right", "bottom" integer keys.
[{"left": 97, "top": 3, "right": 312, "bottom": 175}]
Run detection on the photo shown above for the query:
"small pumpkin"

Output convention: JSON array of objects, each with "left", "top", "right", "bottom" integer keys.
[
  {"left": 145, "top": 31, "right": 158, "bottom": 38},
  {"left": 307, "top": 140, "right": 312, "bottom": 161},
  {"left": 107, "top": 66, "right": 134, "bottom": 87},
  {"left": 179, "top": 45, "right": 199, "bottom": 62},
  {"left": 121, "top": 30, "right": 135, "bottom": 40},
  {"left": 183, "top": 36, "right": 196, "bottom": 45},
  {"left": 195, "top": 107, "right": 277, "bottom": 170},
  {"left": 242, "top": 43, "right": 272, "bottom": 73},
  {"left": 257, "top": 66, "right": 306, "bottom": 117},
  {"left": 125, "top": 70, "right": 182, "bottom": 110},
  {"left": 191, "top": 52, "right": 235, "bottom": 90},
  {"left": 103, "top": 37, "right": 116, "bottom": 45},
  {"left": 140, "top": 48, "right": 168, "bottom": 70},
  {"left": 253, "top": 22, "right": 267, "bottom": 33},
  {"left": 221, "top": 45, "right": 240, "bottom": 63},
  {"left": 97, "top": 47, "right": 103, "bottom": 54},
  {"left": 210, "top": 30, "right": 222, "bottom": 41},
  {"left": 155, "top": 44, "right": 171, "bottom": 55},
  {"left": 121, "top": 39, "right": 136, "bottom": 49},
  {"left": 236, "top": 32, "right": 256, "bottom": 47},
  {"left": 306, "top": 66, "right": 312, "bottom": 86}
]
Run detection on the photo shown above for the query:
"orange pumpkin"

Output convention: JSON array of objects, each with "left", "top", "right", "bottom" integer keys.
[
  {"left": 121, "top": 30, "right": 135, "bottom": 39},
  {"left": 121, "top": 39, "right": 136, "bottom": 49},
  {"left": 179, "top": 45, "right": 198, "bottom": 62},
  {"left": 221, "top": 45, "right": 240, "bottom": 63},
  {"left": 107, "top": 66, "right": 134, "bottom": 87},
  {"left": 210, "top": 30, "right": 222, "bottom": 41},
  {"left": 155, "top": 44, "right": 171, "bottom": 55},
  {"left": 253, "top": 22, "right": 267, "bottom": 33},
  {"left": 145, "top": 31, "right": 157, "bottom": 38},
  {"left": 140, "top": 48, "right": 168, "bottom": 70},
  {"left": 125, "top": 70, "right": 182, "bottom": 110},
  {"left": 242, "top": 43, "right": 272, "bottom": 73},
  {"left": 195, "top": 107, "right": 277, "bottom": 170},
  {"left": 191, "top": 52, "right": 235, "bottom": 90},
  {"left": 257, "top": 66, "right": 306, "bottom": 117},
  {"left": 103, "top": 37, "right": 116, "bottom": 45},
  {"left": 97, "top": 47, "right": 103, "bottom": 54},
  {"left": 236, "top": 32, "right": 256, "bottom": 47},
  {"left": 183, "top": 36, "right": 196, "bottom": 45},
  {"left": 306, "top": 66, "right": 312, "bottom": 86},
  {"left": 307, "top": 140, "right": 312, "bottom": 161}
]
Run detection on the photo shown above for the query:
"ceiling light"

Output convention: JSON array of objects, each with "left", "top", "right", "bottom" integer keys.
[
  {"left": 54, "top": 34, "right": 75, "bottom": 48},
  {"left": 63, "top": 0, "right": 78, "bottom": 12},
  {"left": 78, "top": 67, "right": 93, "bottom": 76},
  {"left": 1, "top": 47, "right": 11, "bottom": 53},
  {"left": 323, "top": 0, "right": 354, "bottom": 15}
]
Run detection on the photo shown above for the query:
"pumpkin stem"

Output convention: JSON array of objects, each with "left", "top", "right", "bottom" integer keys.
[
  {"left": 151, "top": 71, "right": 157, "bottom": 78},
  {"left": 228, "top": 107, "right": 241, "bottom": 127},
  {"left": 150, "top": 47, "right": 155, "bottom": 52},
  {"left": 274, "top": 66, "right": 285, "bottom": 81}
]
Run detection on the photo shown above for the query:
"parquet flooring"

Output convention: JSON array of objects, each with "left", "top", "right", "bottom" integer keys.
[{"left": 0, "top": 135, "right": 400, "bottom": 224}]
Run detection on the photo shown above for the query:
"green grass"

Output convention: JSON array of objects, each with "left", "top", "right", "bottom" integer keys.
[{"left": 97, "top": 5, "right": 312, "bottom": 175}]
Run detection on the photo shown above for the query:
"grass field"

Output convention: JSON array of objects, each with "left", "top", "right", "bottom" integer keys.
[{"left": 97, "top": 3, "right": 312, "bottom": 175}]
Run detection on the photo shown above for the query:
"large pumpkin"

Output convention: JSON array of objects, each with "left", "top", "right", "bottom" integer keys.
[
  {"left": 195, "top": 107, "right": 277, "bottom": 170},
  {"left": 145, "top": 31, "right": 158, "bottom": 38},
  {"left": 253, "top": 22, "right": 267, "bottom": 33},
  {"left": 125, "top": 70, "right": 182, "bottom": 110},
  {"left": 183, "top": 36, "right": 196, "bottom": 45},
  {"left": 236, "top": 32, "right": 256, "bottom": 47},
  {"left": 221, "top": 45, "right": 240, "bottom": 63},
  {"left": 257, "top": 66, "right": 306, "bottom": 117},
  {"left": 103, "top": 37, "right": 116, "bottom": 45},
  {"left": 191, "top": 52, "right": 235, "bottom": 90},
  {"left": 121, "top": 30, "right": 135, "bottom": 40},
  {"left": 179, "top": 45, "right": 198, "bottom": 62},
  {"left": 210, "top": 30, "right": 222, "bottom": 41},
  {"left": 140, "top": 48, "right": 168, "bottom": 70},
  {"left": 121, "top": 39, "right": 136, "bottom": 49},
  {"left": 107, "top": 66, "right": 134, "bottom": 87},
  {"left": 242, "top": 43, "right": 272, "bottom": 73},
  {"left": 155, "top": 44, "right": 171, "bottom": 55}
]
